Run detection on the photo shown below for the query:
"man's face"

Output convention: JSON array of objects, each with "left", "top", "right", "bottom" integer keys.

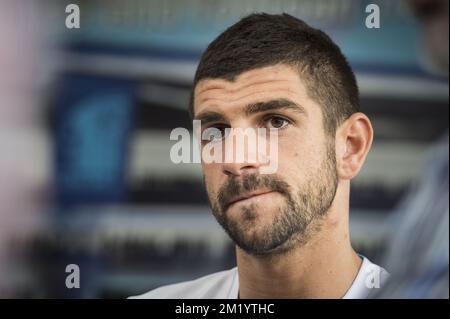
[{"left": 194, "top": 64, "right": 338, "bottom": 255}]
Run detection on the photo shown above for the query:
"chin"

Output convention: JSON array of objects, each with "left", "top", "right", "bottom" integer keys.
[
  {"left": 237, "top": 236, "right": 294, "bottom": 256},
  {"left": 232, "top": 223, "right": 294, "bottom": 256}
]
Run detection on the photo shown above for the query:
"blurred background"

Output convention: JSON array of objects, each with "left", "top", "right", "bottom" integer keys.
[{"left": 0, "top": 0, "right": 448, "bottom": 298}]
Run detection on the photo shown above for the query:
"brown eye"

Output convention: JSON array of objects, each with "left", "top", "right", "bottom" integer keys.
[
  {"left": 203, "top": 125, "right": 229, "bottom": 142},
  {"left": 267, "top": 116, "right": 290, "bottom": 129}
]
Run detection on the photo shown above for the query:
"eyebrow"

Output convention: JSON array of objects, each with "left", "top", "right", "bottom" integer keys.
[
  {"left": 194, "top": 98, "right": 306, "bottom": 126},
  {"left": 245, "top": 98, "right": 306, "bottom": 116},
  {"left": 194, "top": 111, "right": 227, "bottom": 125}
]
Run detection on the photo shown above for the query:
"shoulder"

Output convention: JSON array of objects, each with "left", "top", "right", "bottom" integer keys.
[{"left": 128, "top": 267, "right": 238, "bottom": 299}]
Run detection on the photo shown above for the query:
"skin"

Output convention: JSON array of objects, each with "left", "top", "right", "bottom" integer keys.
[{"left": 193, "top": 64, "right": 373, "bottom": 298}]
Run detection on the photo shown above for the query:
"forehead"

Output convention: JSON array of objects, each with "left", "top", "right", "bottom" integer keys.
[{"left": 194, "top": 64, "right": 313, "bottom": 116}]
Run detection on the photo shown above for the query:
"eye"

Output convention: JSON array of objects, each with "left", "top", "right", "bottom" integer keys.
[
  {"left": 265, "top": 116, "right": 290, "bottom": 129},
  {"left": 202, "top": 125, "right": 229, "bottom": 142}
]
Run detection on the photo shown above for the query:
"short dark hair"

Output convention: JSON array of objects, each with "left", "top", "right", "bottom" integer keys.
[{"left": 190, "top": 13, "right": 360, "bottom": 135}]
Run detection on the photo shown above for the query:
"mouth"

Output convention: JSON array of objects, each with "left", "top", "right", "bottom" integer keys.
[{"left": 227, "top": 190, "right": 276, "bottom": 208}]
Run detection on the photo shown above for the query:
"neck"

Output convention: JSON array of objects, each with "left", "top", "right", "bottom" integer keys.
[{"left": 236, "top": 187, "right": 362, "bottom": 299}]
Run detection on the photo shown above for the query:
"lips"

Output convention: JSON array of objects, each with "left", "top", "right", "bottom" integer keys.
[{"left": 227, "top": 190, "right": 275, "bottom": 208}]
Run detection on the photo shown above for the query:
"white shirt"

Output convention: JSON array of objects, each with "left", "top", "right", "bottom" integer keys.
[{"left": 129, "top": 256, "right": 389, "bottom": 299}]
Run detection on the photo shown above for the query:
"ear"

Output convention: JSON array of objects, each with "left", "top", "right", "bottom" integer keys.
[{"left": 335, "top": 112, "right": 373, "bottom": 180}]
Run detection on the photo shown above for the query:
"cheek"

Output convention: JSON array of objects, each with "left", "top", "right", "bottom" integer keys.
[
  {"left": 202, "top": 163, "right": 222, "bottom": 195},
  {"left": 276, "top": 137, "right": 323, "bottom": 180},
  {"left": 271, "top": 141, "right": 304, "bottom": 190}
]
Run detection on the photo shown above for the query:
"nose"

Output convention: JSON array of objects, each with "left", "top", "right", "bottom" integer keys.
[
  {"left": 220, "top": 128, "right": 266, "bottom": 177},
  {"left": 222, "top": 161, "right": 261, "bottom": 176}
]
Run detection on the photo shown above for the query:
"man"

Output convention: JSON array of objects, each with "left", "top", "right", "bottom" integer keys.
[{"left": 131, "top": 13, "right": 389, "bottom": 299}]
